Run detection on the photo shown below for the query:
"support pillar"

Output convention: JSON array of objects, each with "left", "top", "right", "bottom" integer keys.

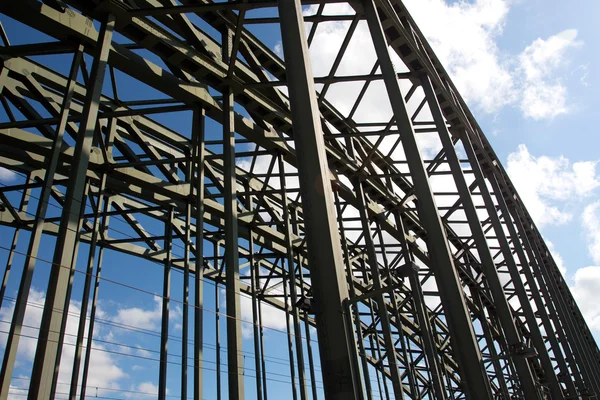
[
  {"left": 193, "top": 106, "right": 206, "bottom": 400},
  {"left": 458, "top": 130, "right": 567, "bottom": 399},
  {"left": 69, "top": 174, "right": 107, "bottom": 400},
  {"left": 362, "top": 2, "right": 492, "bottom": 398},
  {"left": 26, "top": 21, "right": 112, "bottom": 397},
  {"left": 421, "top": 74, "right": 540, "bottom": 399},
  {"left": 277, "top": 1, "right": 359, "bottom": 398},
  {"left": 159, "top": 206, "right": 173, "bottom": 400},
  {"left": 223, "top": 27, "right": 244, "bottom": 399},
  {"left": 391, "top": 210, "right": 447, "bottom": 400},
  {"left": 354, "top": 180, "right": 406, "bottom": 399},
  {"left": 278, "top": 154, "right": 308, "bottom": 400}
]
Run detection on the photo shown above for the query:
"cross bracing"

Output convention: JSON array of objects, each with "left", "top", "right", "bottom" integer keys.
[{"left": 0, "top": 0, "right": 598, "bottom": 399}]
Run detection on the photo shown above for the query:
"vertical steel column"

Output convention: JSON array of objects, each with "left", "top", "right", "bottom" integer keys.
[
  {"left": 494, "top": 141, "right": 600, "bottom": 395},
  {"left": 391, "top": 210, "right": 446, "bottom": 400},
  {"left": 366, "top": 297, "right": 391, "bottom": 400},
  {"left": 21, "top": 34, "right": 102, "bottom": 398},
  {"left": 0, "top": 175, "right": 32, "bottom": 310},
  {"left": 215, "top": 255, "right": 222, "bottom": 400},
  {"left": 281, "top": 261, "right": 299, "bottom": 400},
  {"left": 159, "top": 206, "right": 174, "bottom": 400},
  {"left": 362, "top": 2, "right": 492, "bottom": 398},
  {"left": 49, "top": 180, "right": 89, "bottom": 399},
  {"left": 300, "top": 281, "right": 319, "bottom": 400},
  {"left": 541, "top": 247, "right": 600, "bottom": 385},
  {"left": 0, "top": 44, "right": 82, "bottom": 397},
  {"left": 470, "top": 289, "right": 511, "bottom": 397},
  {"left": 420, "top": 74, "right": 540, "bottom": 399},
  {"left": 334, "top": 191, "right": 372, "bottom": 400},
  {"left": 292, "top": 207, "right": 320, "bottom": 400},
  {"left": 256, "top": 275, "right": 268, "bottom": 400},
  {"left": 499, "top": 205, "right": 577, "bottom": 397},
  {"left": 183, "top": 183, "right": 191, "bottom": 400},
  {"left": 354, "top": 181, "right": 406, "bottom": 399},
  {"left": 246, "top": 184, "right": 263, "bottom": 400},
  {"left": 193, "top": 107, "right": 206, "bottom": 400},
  {"left": 222, "top": 25, "right": 244, "bottom": 399},
  {"left": 514, "top": 213, "right": 585, "bottom": 393},
  {"left": 278, "top": 153, "right": 308, "bottom": 400},
  {"left": 458, "top": 131, "right": 567, "bottom": 399},
  {"left": 375, "top": 227, "right": 418, "bottom": 398},
  {"left": 80, "top": 196, "right": 111, "bottom": 400},
  {"left": 223, "top": 89, "right": 244, "bottom": 398},
  {"left": 69, "top": 173, "right": 107, "bottom": 400},
  {"left": 277, "top": 1, "right": 359, "bottom": 398},
  {"left": 528, "top": 234, "right": 600, "bottom": 395}
]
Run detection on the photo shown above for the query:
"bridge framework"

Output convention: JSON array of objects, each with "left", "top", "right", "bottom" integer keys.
[{"left": 0, "top": 0, "right": 599, "bottom": 399}]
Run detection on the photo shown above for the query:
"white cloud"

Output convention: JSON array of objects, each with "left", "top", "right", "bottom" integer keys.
[
  {"left": 518, "top": 29, "right": 582, "bottom": 119},
  {"left": 0, "top": 290, "right": 183, "bottom": 398},
  {"left": 125, "top": 381, "right": 160, "bottom": 399},
  {"left": 0, "top": 289, "right": 127, "bottom": 397},
  {"left": 289, "top": 1, "right": 586, "bottom": 150},
  {"left": 582, "top": 201, "right": 600, "bottom": 265},
  {"left": 239, "top": 294, "right": 288, "bottom": 339},
  {"left": 0, "top": 167, "right": 17, "bottom": 183},
  {"left": 520, "top": 83, "right": 568, "bottom": 120},
  {"left": 113, "top": 296, "right": 181, "bottom": 331},
  {"left": 506, "top": 144, "right": 600, "bottom": 227},
  {"left": 546, "top": 240, "right": 566, "bottom": 275},
  {"left": 401, "top": 1, "right": 581, "bottom": 119},
  {"left": 403, "top": 0, "right": 515, "bottom": 113},
  {"left": 114, "top": 299, "right": 161, "bottom": 331},
  {"left": 519, "top": 29, "right": 581, "bottom": 82},
  {"left": 570, "top": 266, "right": 600, "bottom": 332},
  {"left": 300, "top": 4, "right": 444, "bottom": 158}
]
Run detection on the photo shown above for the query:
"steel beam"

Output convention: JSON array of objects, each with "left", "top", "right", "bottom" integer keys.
[
  {"left": 159, "top": 206, "right": 173, "bottom": 400},
  {"left": 27, "top": 16, "right": 113, "bottom": 396},
  {"left": 354, "top": 179, "right": 406, "bottom": 399},
  {"left": 223, "top": 27, "right": 245, "bottom": 399},
  {"left": 277, "top": 1, "right": 360, "bottom": 398},
  {"left": 421, "top": 74, "right": 540, "bottom": 399},
  {"left": 193, "top": 106, "right": 206, "bottom": 400},
  {"left": 362, "top": 2, "right": 492, "bottom": 398},
  {"left": 459, "top": 131, "right": 567, "bottom": 399}
]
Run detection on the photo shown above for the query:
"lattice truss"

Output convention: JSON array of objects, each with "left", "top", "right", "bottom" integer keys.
[{"left": 0, "top": 0, "right": 599, "bottom": 399}]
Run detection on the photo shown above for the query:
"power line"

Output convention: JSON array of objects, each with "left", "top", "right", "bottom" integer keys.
[{"left": 0, "top": 242, "right": 318, "bottom": 343}]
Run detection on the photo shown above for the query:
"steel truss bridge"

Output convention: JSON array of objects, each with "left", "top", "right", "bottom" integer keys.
[{"left": 0, "top": 0, "right": 598, "bottom": 399}]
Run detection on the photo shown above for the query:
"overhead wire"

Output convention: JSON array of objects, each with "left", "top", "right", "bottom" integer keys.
[
  {"left": 0, "top": 295, "right": 320, "bottom": 373},
  {"left": 0, "top": 174, "right": 442, "bottom": 393}
]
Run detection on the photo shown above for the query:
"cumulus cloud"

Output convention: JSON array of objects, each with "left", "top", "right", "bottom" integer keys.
[
  {"left": 125, "top": 381, "right": 160, "bottom": 398},
  {"left": 506, "top": 144, "right": 600, "bottom": 227},
  {"left": 570, "top": 266, "right": 600, "bottom": 332},
  {"left": 113, "top": 296, "right": 182, "bottom": 331},
  {"left": 405, "top": 1, "right": 582, "bottom": 119},
  {"left": 239, "top": 294, "right": 288, "bottom": 339},
  {"left": 582, "top": 201, "right": 600, "bottom": 265},
  {"left": 0, "top": 289, "right": 127, "bottom": 397},
  {"left": 546, "top": 240, "right": 567, "bottom": 275},
  {"left": 0, "top": 167, "right": 17, "bottom": 183},
  {"left": 299, "top": 4, "right": 444, "bottom": 158},
  {"left": 518, "top": 29, "right": 582, "bottom": 119},
  {"left": 299, "top": 1, "right": 583, "bottom": 120},
  {"left": 403, "top": 0, "right": 515, "bottom": 113},
  {"left": 0, "top": 289, "right": 179, "bottom": 398}
]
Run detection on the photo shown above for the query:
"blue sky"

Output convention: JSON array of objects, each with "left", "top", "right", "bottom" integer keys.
[{"left": 1, "top": 0, "right": 600, "bottom": 398}]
